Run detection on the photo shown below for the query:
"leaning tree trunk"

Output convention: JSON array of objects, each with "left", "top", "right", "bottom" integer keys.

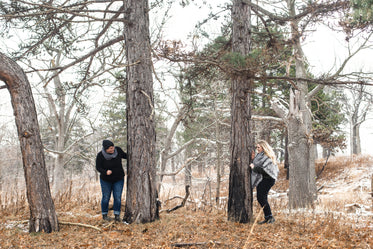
[
  {"left": 227, "top": 0, "right": 253, "bottom": 223},
  {"left": 123, "top": 0, "right": 159, "bottom": 223},
  {"left": 0, "top": 52, "right": 59, "bottom": 233}
]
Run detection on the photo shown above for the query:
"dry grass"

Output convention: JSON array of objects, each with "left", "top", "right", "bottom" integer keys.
[{"left": 0, "top": 155, "right": 372, "bottom": 248}]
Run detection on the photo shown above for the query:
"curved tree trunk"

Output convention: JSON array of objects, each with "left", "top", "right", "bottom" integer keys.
[
  {"left": 227, "top": 0, "right": 253, "bottom": 223},
  {"left": 123, "top": 0, "right": 159, "bottom": 224},
  {"left": 0, "top": 52, "right": 59, "bottom": 233}
]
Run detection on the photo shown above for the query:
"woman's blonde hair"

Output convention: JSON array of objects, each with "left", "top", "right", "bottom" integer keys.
[{"left": 257, "top": 140, "right": 277, "bottom": 164}]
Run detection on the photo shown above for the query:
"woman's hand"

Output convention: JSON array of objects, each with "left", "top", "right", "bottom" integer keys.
[
  {"left": 250, "top": 163, "right": 254, "bottom": 169},
  {"left": 106, "top": 170, "right": 112, "bottom": 175},
  {"left": 251, "top": 150, "right": 255, "bottom": 160}
]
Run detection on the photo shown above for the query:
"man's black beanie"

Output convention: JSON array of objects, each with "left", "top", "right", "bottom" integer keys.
[{"left": 102, "top": 140, "right": 114, "bottom": 150}]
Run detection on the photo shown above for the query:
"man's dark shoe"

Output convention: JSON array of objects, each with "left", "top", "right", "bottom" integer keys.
[
  {"left": 103, "top": 214, "right": 112, "bottom": 221},
  {"left": 114, "top": 214, "right": 121, "bottom": 222}
]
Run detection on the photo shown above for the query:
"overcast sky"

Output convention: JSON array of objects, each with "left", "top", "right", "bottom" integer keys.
[{"left": 1, "top": 1, "right": 373, "bottom": 155}]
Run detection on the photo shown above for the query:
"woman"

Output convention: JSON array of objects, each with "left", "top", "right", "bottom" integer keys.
[
  {"left": 250, "top": 140, "right": 279, "bottom": 224},
  {"left": 96, "top": 139, "right": 127, "bottom": 222}
]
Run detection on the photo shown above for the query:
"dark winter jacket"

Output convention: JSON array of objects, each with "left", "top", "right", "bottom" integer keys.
[{"left": 96, "top": 146, "right": 127, "bottom": 183}]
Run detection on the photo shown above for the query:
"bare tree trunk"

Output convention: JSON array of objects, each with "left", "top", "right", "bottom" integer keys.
[
  {"left": 0, "top": 52, "right": 58, "bottom": 233},
  {"left": 123, "top": 0, "right": 159, "bottom": 224},
  {"left": 228, "top": 0, "right": 253, "bottom": 223},
  {"left": 171, "top": 157, "right": 176, "bottom": 183},
  {"left": 356, "top": 125, "right": 361, "bottom": 154},
  {"left": 284, "top": 132, "right": 289, "bottom": 180},
  {"left": 287, "top": 1, "right": 317, "bottom": 208},
  {"left": 53, "top": 153, "right": 65, "bottom": 193},
  {"left": 215, "top": 115, "right": 222, "bottom": 203},
  {"left": 351, "top": 122, "right": 361, "bottom": 155},
  {"left": 350, "top": 120, "right": 356, "bottom": 155},
  {"left": 346, "top": 84, "right": 371, "bottom": 155},
  {"left": 198, "top": 161, "right": 203, "bottom": 175},
  {"left": 322, "top": 147, "right": 328, "bottom": 158},
  {"left": 184, "top": 148, "right": 192, "bottom": 187}
]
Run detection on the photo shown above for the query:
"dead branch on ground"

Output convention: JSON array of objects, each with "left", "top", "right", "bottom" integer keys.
[
  {"left": 163, "top": 185, "right": 190, "bottom": 213},
  {"left": 59, "top": 221, "right": 102, "bottom": 232},
  {"left": 171, "top": 241, "right": 221, "bottom": 247}
]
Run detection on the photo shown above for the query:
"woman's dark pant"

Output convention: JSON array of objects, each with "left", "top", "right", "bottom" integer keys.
[
  {"left": 100, "top": 179, "right": 124, "bottom": 216},
  {"left": 256, "top": 177, "right": 275, "bottom": 218}
]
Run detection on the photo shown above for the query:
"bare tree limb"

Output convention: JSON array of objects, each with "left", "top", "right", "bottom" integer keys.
[
  {"left": 251, "top": 114, "right": 284, "bottom": 123},
  {"left": 242, "top": 0, "right": 349, "bottom": 23},
  {"left": 158, "top": 157, "right": 197, "bottom": 177},
  {"left": 59, "top": 221, "right": 102, "bottom": 232},
  {"left": 44, "top": 132, "right": 94, "bottom": 155},
  {"left": 42, "top": 36, "right": 125, "bottom": 87}
]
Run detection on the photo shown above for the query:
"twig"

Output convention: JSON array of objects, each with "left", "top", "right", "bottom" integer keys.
[
  {"left": 102, "top": 221, "right": 115, "bottom": 229},
  {"left": 317, "top": 185, "right": 324, "bottom": 192},
  {"left": 171, "top": 241, "right": 221, "bottom": 247},
  {"left": 243, "top": 209, "right": 263, "bottom": 249},
  {"left": 59, "top": 221, "right": 102, "bottom": 232}
]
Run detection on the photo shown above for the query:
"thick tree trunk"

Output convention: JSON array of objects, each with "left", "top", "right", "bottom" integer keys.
[
  {"left": 53, "top": 153, "right": 65, "bottom": 193},
  {"left": 287, "top": 90, "right": 317, "bottom": 208},
  {"left": 123, "top": 0, "right": 159, "bottom": 223},
  {"left": 228, "top": 0, "right": 253, "bottom": 223},
  {"left": 286, "top": 1, "right": 317, "bottom": 209},
  {"left": 0, "top": 52, "right": 59, "bottom": 233}
]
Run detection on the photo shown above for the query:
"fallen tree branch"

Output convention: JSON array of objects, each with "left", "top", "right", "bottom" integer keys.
[
  {"left": 171, "top": 241, "right": 221, "bottom": 247},
  {"left": 59, "top": 221, "right": 102, "bottom": 232},
  {"left": 164, "top": 185, "right": 190, "bottom": 213},
  {"left": 164, "top": 195, "right": 185, "bottom": 203}
]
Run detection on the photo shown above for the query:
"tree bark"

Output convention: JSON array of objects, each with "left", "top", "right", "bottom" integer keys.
[
  {"left": 228, "top": 0, "right": 253, "bottom": 223},
  {"left": 351, "top": 122, "right": 361, "bottom": 155},
  {"left": 287, "top": 0, "right": 317, "bottom": 209},
  {"left": 215, "top": 109, "right": 222, "bottom": 203},
  {"left": 184, "top": 147, "right": 192, "bottom": 187},
  {"left": 0, "top": 52, "right": 59, "bottom": 233},
  {"left": 123, "top": 0, "right": 159, "bottom": 223}
]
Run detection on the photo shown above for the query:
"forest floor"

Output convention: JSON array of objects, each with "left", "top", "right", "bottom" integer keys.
[{"left": 0, "top": 155, "right": 372, "bottom": 248}]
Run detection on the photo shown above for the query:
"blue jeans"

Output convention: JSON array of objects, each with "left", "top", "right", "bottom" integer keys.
[{"left": 100, "top": 179, "right": 124, "bottom": 215}]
